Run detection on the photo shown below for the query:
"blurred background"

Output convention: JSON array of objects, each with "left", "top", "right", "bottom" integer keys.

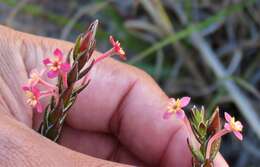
[{"left": 0, "top": 0, "right": 259, "bottom": 166}]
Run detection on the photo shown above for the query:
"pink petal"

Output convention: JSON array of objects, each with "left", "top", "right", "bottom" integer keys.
[
  {"left": 60, "top": 63, "right": 71, "bottom": 73},
  {"left": 43, "top": 58, "right": 51, "bottom": 65},
  {"left": 180, "top": 96, "right": 191, "bottom": 107},
  {"left": 163, "top": 112, "right": 173, "bottom": 119},
  {"left": 176, "top": 109, "right": 185, "bottom": 119},
  {"left": 235, "top": 121, "right": 243, "bottom": 130},
  {"left": 39, "top": 69, "right": 46, "bottom": 76},
  {"left": 36, "top": 103, "right": 43, "bottom": 113},
  {"left": 224, "top": 123, "right": 231, "bottom": 131},
  {"left": 47, "top": 70, "right": 59, "bottom": 78},
  {"left": 109, "top": 36, "right": 116, "bottom": 45},
  {"left": 169, "top": 98, "right": 176, "bottom": 104},
  {"left": 22, "top": 85, "right": 30, "bottom": 91},
  {"left": 31, "top": 87, "right": 40, "bottom": 98},
  {"left": 54, "top": 48, "right": 63, "bottom": 61},
  {"left": 233, "top": 131, "right": 243, "bottom": 141},
  {"left": 224, "top": 112, "right": 232, "bottom": 122}
]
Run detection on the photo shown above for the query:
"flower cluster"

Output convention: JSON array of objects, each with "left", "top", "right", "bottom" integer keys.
[
  {"left": 22, "top": 20, "right": 126, "bottom": 142},
  {"left": 22, "top": 49, "right": 68, "bottom": 113},
  {"left": 22, "top": 36, "right": 125, "bottom": 114},
  {"left": 163, "top": 96, "right": 243, "bottom": 165}
]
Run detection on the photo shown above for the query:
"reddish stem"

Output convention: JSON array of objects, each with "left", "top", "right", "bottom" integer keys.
[
  {"left": 206, "top": 129, "right": 230, "bottom": 159},
  {"left": 39, "top": 90, "right": 55, "bottom": 99}
]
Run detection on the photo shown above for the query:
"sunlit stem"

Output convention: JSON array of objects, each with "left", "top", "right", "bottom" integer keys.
[
  {"left": 206, "top": 129, "right": 230, "bottom": 159},
  {"left": 94, "top": 48, "right": 115, "bottom": 64},
  {"left": 39, "top": 89, "right": 59, "bottom": 104},
  {"left": 80, "top": 48, "right": 117, "bottom": 88},
  {"left": 39, "top": 90, "right": 56, "bottom": 99},
  {"left": 39, "top": 79, "right": 57, "bottom": 90}
]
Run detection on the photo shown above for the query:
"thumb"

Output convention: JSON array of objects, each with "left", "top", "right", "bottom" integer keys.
[
  {"left": 0, "top": 25, "right": 73, "bottom": 127},
  {"left": 0, "top": 111, "right": 129, "bottom": 167}
]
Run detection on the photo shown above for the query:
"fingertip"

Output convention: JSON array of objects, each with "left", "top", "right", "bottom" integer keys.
[{"left": 214, "top": 153, "right": 229, "bottom": 167}]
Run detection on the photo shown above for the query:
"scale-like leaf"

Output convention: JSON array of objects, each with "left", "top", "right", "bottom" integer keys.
[
  {"left": 187, "top": 139, "right": 204, "bottom": 162},
  {"left": 67, "top": 62, "right": 78, "bottom": 86}
]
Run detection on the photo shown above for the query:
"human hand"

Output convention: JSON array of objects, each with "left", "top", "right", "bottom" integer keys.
[{"left": 0, "top": 25, "right": 228, "bottom": 167}]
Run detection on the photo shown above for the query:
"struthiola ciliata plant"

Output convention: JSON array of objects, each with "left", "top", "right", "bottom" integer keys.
[{"left": 22, "top": 20, "right": 126, "bottom": 142}]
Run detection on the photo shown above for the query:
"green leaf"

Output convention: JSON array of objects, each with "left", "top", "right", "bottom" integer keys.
[
  {"left": 210, "top": 138, "right": 221, "bottom": 160},
  {"left": 43, "top": 104, "right": 51, "bottom": 128},
  {"left": 72, "top": 82, "right": 90, "bottom": 97},
  {"left": 76, "top": 49, "right": 88, "bottom": 70},
  {"left": 187, "top": 139, "right": 205, "bottom": 162},
  {"left": 61, "top": 85, "right": 74, "bottom": 105},
  {"left": 198, "top": 122, "right": 207, "bottom": 139},
  {"left": 67, "top": 62, "right": 79, "bottom": 86},
  {"left": 78, "top": 60, "right": 94, "bottom": 80},
  {"left": 73, "top": 34, "right": 83, "bottom": 60}
]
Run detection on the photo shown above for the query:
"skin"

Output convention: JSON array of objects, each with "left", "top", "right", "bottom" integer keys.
[{"left": 0, "top": 25, "right": 228, "bottom": 167}]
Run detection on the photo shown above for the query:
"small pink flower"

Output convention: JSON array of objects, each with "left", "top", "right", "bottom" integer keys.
[
  {"left": 164, "top": 96, "right": 191, "bottom": 119},
  {"left": 206, "top": 112, "right": 243, "bottom": 159},
  {"left": 43, "top": 48, "right": 71, "bottom": 79},
  {"left": 224, "top": 112, "right": 243, "bottom": 140},
  {"left": 94, "top": 36, "right": 127, "bottom": 64},
  {"left": 22, "top": 85, "right": 43, "bottom": 113},
  {"left": 109, "top": 36, "right": 126, "bottom": 60}
]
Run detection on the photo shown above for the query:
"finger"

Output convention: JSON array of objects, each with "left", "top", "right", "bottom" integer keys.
[
  {"left": 215, "top": 153, "right": 229, "bottom": 167},
  {"left": 66, "top": 56, "right": 191, "bottom": 166},
  {"left": 0, "top": 25, "right": 32, "bottom": 126},
  {"left": 65, "top": 49, "right": 228, "bottom": 166},
  {"left": 0, "top": 112, "right": 127, "bottom": 167},
  {"left": 60, "top": 125, "right": 147, "bottom": 166}
]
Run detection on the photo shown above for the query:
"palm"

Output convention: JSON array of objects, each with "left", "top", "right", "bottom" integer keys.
[{"left": 0, "top": 26, "right": 227, "bottom": 167}]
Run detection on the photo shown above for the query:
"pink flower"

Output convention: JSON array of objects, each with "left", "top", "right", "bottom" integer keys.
[
  {"left": 206, "top": 112, "right": 243, "bottom": 159},
  {"left": 22, "top": 85, "right": 43, "bottom": 113},
  {"left": 224, "top": 112, "right": 243, "bottom": 140},
  {"left": 94, "top": 36, "right": 127, "bottom": 64},
  {"left": 164, "top": 96, "right": 191, "bottom": 119},
  {"left": 43, "top": 48, "right": 71, "bottom": 79},
  {"left": 109, "top": 36, "right": 126, "bottom": 60}
]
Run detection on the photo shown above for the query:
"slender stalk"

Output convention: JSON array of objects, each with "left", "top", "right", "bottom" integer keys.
[
  {"left": 94, "top": 49, "right": 114, "bottom": 64},
  {"left": 206, "top": 129, "right": 229, "bottom": 159},
  {"left": 39, "top": 90, "right": 56, "bottom": 99},
  {"left": 39, "top": 79, "right": 57, "bottom": 90}
]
